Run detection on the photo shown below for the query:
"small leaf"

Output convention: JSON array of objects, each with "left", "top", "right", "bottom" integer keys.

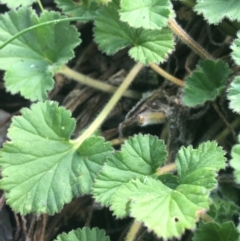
[
  {"left": 93, "top": 134, "right": 167, "bottom": 206},
  {"left": 194, "top": 0, "right": 240, "bottom": 24},
  {"left": 55, "top": 0, "right": 99, "bottom": 22},
  {"left": 231, "top": 31, "right": 240, "bottom": 66},
  {"left": 176, "top": 141, "right": 226, "bottom": 190},
  {"left": 0, "top": 0, "right": 36, "bottom": 8},
  {"left": 119, "top": 0, "right": 175, "bottom": 30},
  {"left": 114, "top": 178, "right": 210, "bottom": 239},
  {"left": 227, "top": 76, "right": 240, "bottom": 113},
  {"left": 182, "top": 59, "right": 231, "bottom": 107},
  {"left": 0, "top": 8, "right": 80, "bottom": 101},
  {"left": 230, "top": 135, "right": 240, "bottom": 184},
  {"left": 94, "top": 0, "right": 174, "bottom": 64},
  {"left": 54, "top": 227, "right": 111, "bottom": 241},
  {"left": 0, "top": 101, "right": 113, "bottom": 215},
  {"left": 193, "top": 221, "right": 239, "bottom": 241}
]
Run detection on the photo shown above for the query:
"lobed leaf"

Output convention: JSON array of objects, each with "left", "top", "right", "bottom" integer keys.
[
  {"left": 230, "top": 135, "right": 240, "bottom": 184},
  {"left": 0, "top": 0, "right": 36, "bottom": 8},
  {"left": 176, "top": 141, "right": 226, "bottom": 190},
  {"left": 93, "top": 134, "right": 167, "bottom": 206},
  {"left": 94, "top": 0, "right": 174, "bottom": 64},
  {"left": 119, "top": 0, "right": 175, "bottom": 30},
  {"left": 193, "top": 221, "right": 239, "bottom": 241},
  {"left": 0, "top": 101, "right": 113, "bottom": 215},
  {"left": 182, "top": 59, "right": 231, "bottom": 107},
  {"left": 231, "top": 31, "right": 240, "bottom": 66},
  {"left": 54, "top": 227, "right": 111, "bottom": 241},
  {"left": 55, "top": 0, "right": 99, "bottom": 22},
  {"left": 0, "top": 8, "right": 80, "bottom": 101},
  {"left": 227, "top": 76, "right": 240, "bottom": 114},
  {"left": 194, "top": 0, "right": 240, "bottom": 24}
]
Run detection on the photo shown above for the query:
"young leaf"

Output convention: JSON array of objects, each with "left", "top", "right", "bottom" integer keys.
[
  {"left": 94, "top": 0, "right": 174, "bottom": 64},
  {"left": 230, "top": 135, "right": 240, "bottom": 184},
  {"left": 0, "top": 101, "right": 113, "bottom": 215},
  {"left": 119, "top": 0, "right": 175, "bottom": 30},
  {"left": 55, "top": 0, "right": 99, "bottom": 22},
  {"left": 54, "top": 227, "right": 111, "bottom": 241},
  {"left": 113, "top": 177, "right": 210, "bottom": 239},
  {"left": 0, "top": 8, "right": 80, "bottom": 101},
  {"left": 176, "top": 141, "right": 226, "bottom": 190},
  {"left": 193, "top": 221, "right": 239, "bottom": 241},
  {"left": 182, "top": 59, "right": 231, "bottom": 107},
  {"left": 93, "top": 134, "right": 167, "bottom": 206},
  {"left": 227, "top": 76, "right": 240, "bottom": 114},
  {"left": 194, "top": 0, "right": 240, "bottom": 24},
  {"left": 231, "top": 31, "right": 240, "bottom": 66},
  {"left": 0, "top": 0, "right": 36, "bottom": 8}
]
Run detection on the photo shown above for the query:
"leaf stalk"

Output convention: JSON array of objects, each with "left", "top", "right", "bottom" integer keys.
[{"left": 125, "top": 221, "right": 142, "bottom": 241}]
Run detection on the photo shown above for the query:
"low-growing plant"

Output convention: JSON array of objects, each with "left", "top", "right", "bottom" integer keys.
[{"left": 0, "top": 0, "right": 240, "bottom": 240}]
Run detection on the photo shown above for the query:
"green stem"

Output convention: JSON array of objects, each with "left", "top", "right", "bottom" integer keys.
[
  {"left": 0, "top": 17, "right": 89, "bottom": 50},
  {"left": 37, "top": 0, "right": 44, "bottom": 12},
  {"left": 125, "top": 221, "right": 142, "bottom": 241},
  {"left": 72, "top": 63, "right": 144, "bottom": 148},
  {"left": 57, "top": 65, "right": 141, "bottom": 99}
]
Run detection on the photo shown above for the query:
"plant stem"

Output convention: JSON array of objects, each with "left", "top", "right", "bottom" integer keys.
[
  {"left": 72, "top": 63, "right": 144, "bottom": 148},
  {"left": 168, "top": 18, "right": 214, "bottom": 60},
  {"left": 155, "top": 163, "right": 176, "bottom": 176},
  {"left": 125, "top": 221, "right": 142, "bottom": 241},
  {"left": 57, "top": 65, "right": 141, "bottom": 99},
  {"left": 149, "top": 63, "right": 185, "bottom": 87},
  {"left": 37, "top": 0, "right": 44, "bottom": 12}
]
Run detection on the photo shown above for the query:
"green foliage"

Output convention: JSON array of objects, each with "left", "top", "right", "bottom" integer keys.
[
  {"left": 54, "top": 227, "right": 111, "bottom": 241},
  {"left": 230, "top": 135, "right": 240, "bottom": 184},
  {"left": 0, "top": 8, "right": 80, "bottom": 101},
  {"left": 194, "top": 0, "right": 240, "bottom": 24},
  {"left": 0, "top": 0, "right": 36, "bottom": 8},
  {"left": 0, "top": 101, "right": 113, "bottom": 215},
  {"left": 183, "top": 59, "right": 231, "bottom": 107},
  {"left": 227, "top": 76, "right": 240, "bottom": 113},
  {"left": 231, "top": 31, "right": 240, "bottom": 66}
]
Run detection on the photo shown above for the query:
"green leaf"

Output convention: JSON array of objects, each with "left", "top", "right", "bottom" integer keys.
[
  {"left": 0, "top": 0, "right": 36, "bottom": 8},
  {"left": 231, "top": 31, "right": 240, "bottom": 66},
  {"left": 194, "top": 0, "right": 240, "bottom": 24},
  {"left": 93, "top": 134, "right": 167, "bottom": 206},
  {"left": 94, "top": 0, "right": 174, "bottom": 64},
  {"left": 230, "top": 135, "right": 240, "bottom": 184},
  {"left": 0, "top": 8, "right": 80, "bottom": 101},
  {"left": 0, "top": 101, "right": 113, "bottom": 215},
  {"left": 55, "top": 0, "right": 99, "bottom": 22},
  {"left": 54, "top": 227, "right": 111, "bottom": 241},
  {"left": 119, "top": 0, "right": 174, "bottom": 30},
  {"left": 182, "top": 59, "right": 231, "bottom": 107},
  {"left": 176, "top": 141, "right": 226, "bottom": 190},
  {"left": 227, "top": 76, "right": 240, "bottom": 113},
  {"left": 193, "top": 221, "right": 239, "bottom": 241},
  {"left": 114, "top": 178, "right": 210, "bottom": 239}
]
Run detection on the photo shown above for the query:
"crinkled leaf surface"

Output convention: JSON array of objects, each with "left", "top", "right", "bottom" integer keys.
[
  {"left": 230, "top": 135, "right": 240, "bottom": 184},
  {"left": 93, "top": 134, "right": 167, "bottom": 206},
  {"left": 227, "top": 76, "right": 240, "bottom": 113},
  {"left": 55, "top": 0, "right": 99, "bottom": 22},
  {"left": 194, "top": 0, "right": 240, "bottom": 24},
  {"left": 54, "top": 227, "right": 111, "bottom": 241},
  {"left": 119, "top": 0, "right": 174, "bottom": 30},
  {"left": 231, "top": 31, "right": 240, "bottom": 66},
  {"left": 193, "top": 221, "right": 239, "bottom": 241},
  {"left": 0, "top": 0, "right": 36, "bottom": 8},
  {"left": 0, "top": 8, "right": 80, "bottom": 101},
  {"left": 183, "top": 59, "right": 231, "bottom": 107},
  {"left": 114, "top": 178, "right": 209, "bottom": 239},
  {"left": 94, "top": 0, "right": 174, "bottom": 64},
  {"left": 176, "top": 141, "right": 226, "bottom": 189},
  {"left": 0, "top": 101, "right": 113, "bottom": 215}
]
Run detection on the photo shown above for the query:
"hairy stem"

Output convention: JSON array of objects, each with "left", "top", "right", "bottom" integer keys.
[
  {"left": 125, "top": 221, "right": 142, "bottom": 241},
  {"left": 57, "top": 65, "right": 141, "bottom": 99},
  {"left": 155, "top": 163, "right": 176, "bottom": 176},
  {"left": 168, "top": 18, "right": 214, "bottom": 60},
  {"left": 149, "top": 63, "right": 185, "bottom": 87},
  {"left": 72, "top": 63, "right": 144, "bottom": 148}
]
